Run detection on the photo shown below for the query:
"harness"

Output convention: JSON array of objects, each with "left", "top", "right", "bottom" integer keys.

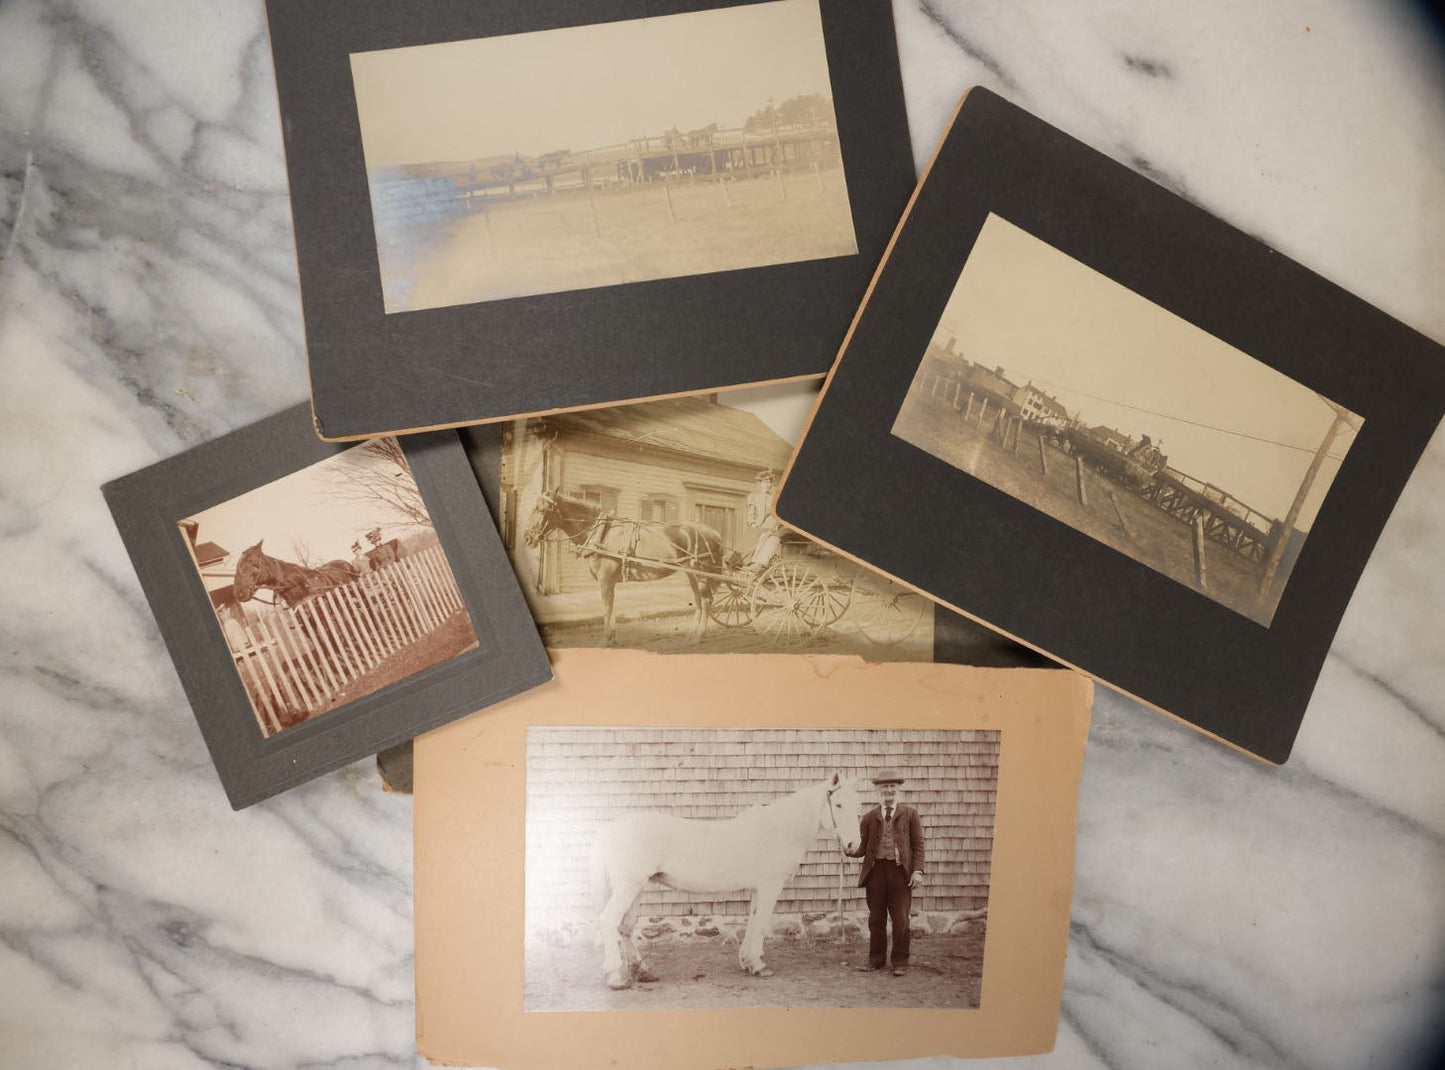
[{"left": 573, "top": 515, "right": 720, "bottom": 578}]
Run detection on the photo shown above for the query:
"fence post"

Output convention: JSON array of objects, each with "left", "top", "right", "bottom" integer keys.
[
  {"left": 1075, "top": 455, "right": 1089, "bottom": 507},
  {"left": 1038, "top": 433, "right": 1049, "bottom": 476},
  {"left": 662, "top": 180, "right": 676, "bottom": 223},
  {"left": 964, "top": 393, "right": 974, "bottom": 422}
]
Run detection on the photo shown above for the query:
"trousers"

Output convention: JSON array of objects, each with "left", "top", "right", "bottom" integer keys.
[{"left": 864, "top": 859, "right": 912, "bottom": 966}]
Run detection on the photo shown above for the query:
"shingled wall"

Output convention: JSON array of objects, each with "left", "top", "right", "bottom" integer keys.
[{"left": 525, "top": 727, "right": 1000, "bottom": 925}]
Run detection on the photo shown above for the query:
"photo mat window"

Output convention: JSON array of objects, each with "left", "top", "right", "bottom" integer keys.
[
  {"left": 348, "top": 0, "right": 858, "bottom": 313},
  {"left": 524, "top": 725, "right": 999, "bottom": 1012},
  {"left": 178, "top": 438, "right": 480, "bottom": 737},
  {"left": 891, "top": 213, "right": 1362, "bottom": 627}
]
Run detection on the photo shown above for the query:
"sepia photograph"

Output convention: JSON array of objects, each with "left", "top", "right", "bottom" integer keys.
[
  {"left": 892, "top": 213, "right": 1363, "bottom": 626},
  {"left": 524, "top": 725, "right": 999, "bottom": 1012},
  {"left": 349, "top": 0, "right": 857, "bottom": 313},
  {"left": 495, "top": 389, "right": 934, "bottom": 657},
  {"left": 179, "top": 438, "right": 479, "bottom": 738}
]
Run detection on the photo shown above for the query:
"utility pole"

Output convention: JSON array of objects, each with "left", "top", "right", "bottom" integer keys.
[{"left": 1257, "top": 397, "right": 1358, "bottom": 601}]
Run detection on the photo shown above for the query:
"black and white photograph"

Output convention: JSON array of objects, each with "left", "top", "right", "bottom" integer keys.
[
  {"left": 497, "top": 390, "right": 934, "bottom": 656},
  {"left": 524, "top": 726, "right": 998, "bottom": 1011},
  {"left": 179, "top": 437, "right": 479, "bottom": 737},
  {"left": 892, "top": 213, "right": 1363, "bottom": 627},
  {"left": 350, "top": 0, "right": 856, "bottom": 314}
]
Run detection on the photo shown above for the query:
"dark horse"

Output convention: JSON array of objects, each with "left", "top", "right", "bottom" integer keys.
[
  {"left": 523, "top": 492, "right": 724, "bottom": 645},
  {"left": 232, "top": 540, "right": 361, "bottom": 608}
]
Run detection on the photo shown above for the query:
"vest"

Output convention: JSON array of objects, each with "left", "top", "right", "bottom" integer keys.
[{"left": 875, "top": 806, "right": 899, "bottom": 863}]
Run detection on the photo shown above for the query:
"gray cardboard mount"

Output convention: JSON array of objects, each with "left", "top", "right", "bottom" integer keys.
[
  {"left": 103, "top": 404, "right": 552, "bottom": 809},
  {"left": 264, "top": 0, "right": 916, "bottom": 438}
]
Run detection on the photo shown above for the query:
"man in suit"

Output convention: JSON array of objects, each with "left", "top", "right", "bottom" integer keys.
[{"left": 847, "top": 769, "right": 924, "bottom": 976}]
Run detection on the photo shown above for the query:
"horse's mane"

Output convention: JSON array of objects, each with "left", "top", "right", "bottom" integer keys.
[{"left": 733, "top": 780, "right": 830, "bottom": 842}]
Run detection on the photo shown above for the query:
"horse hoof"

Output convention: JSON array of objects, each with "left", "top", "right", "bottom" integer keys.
[
  {"left": 635, "top": 967, "right": 660, "bottom": 983},
  {"left": 755, "top": 967, "right": 774, "bottom": 978},
  {"left": 606, "top": 976, "right": 633, "bottom": 990}
]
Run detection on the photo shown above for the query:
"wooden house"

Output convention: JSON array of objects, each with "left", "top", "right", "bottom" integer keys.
[{"left": 499, "top": 396, "right": 792, "bottom": 603}]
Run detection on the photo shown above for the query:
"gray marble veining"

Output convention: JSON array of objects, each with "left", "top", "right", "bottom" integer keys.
[{"left": 1, "top": 1, "right": 1442, "bottom": 1067}]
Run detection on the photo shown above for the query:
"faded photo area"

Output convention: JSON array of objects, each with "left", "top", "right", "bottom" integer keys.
[
  {"left": 350, "top": 0, "right": 856, "bottom": 313},
  {"left": 493, "top": 386, "right": 934, "bottom": 658},
  {"left": 179, "top": 439, "right": 478, "bottom": 737},
  {"left": 893, "top": 213, "right": 1362, "bottom": 627},
  {"left": 525, "top": 726, "right": 999, "bottom": 1012}
]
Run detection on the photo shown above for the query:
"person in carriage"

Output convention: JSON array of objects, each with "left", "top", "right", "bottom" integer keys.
[{"left": 744, "top": 468, "right": 784, "bottom": 574}]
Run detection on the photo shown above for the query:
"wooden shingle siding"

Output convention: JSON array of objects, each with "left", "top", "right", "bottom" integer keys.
[{"left": 526, "top": 727, "right": 1000, "bottom": 924}]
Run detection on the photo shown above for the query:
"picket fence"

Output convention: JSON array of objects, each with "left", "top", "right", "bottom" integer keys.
[{"left": 229, "top": 545, "right": 465, "bottom": 734}]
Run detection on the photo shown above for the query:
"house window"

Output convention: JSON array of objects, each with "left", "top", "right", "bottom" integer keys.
[
  {"left": 572, "top": 483, "right": 620, "bottom": 515},
  {"left": 639, "top": 495, "right": 677, "bottom": 523}
]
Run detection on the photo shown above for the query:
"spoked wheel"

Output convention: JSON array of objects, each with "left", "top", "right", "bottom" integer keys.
[
  {"left": 855, "top": 585, "right": 930, "bottom": 647},
  {"left": 707, "top": 582, "right": 753, "bottom": 628},
  {"left": 807, "top": 580, "right": 852, "bottom": 628},
  {"left": 749, "top": 563, "right": 831, "bottom": 644}
]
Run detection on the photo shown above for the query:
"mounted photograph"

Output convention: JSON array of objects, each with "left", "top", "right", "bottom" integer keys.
[
  {"left": 178, "top": 437, "right": 478, "bottom": 737},
  {"left": 414, "top": 650, "right": 1092, "bottom": 1066},
  {"left": 494, "top": 390, "right": 935, "bottom": 657},
  {"left": 104, "top": 405, "right": 551, "bottom": 807},
  {"left": 892, "top": 212, "right": 1362, "bottom": 627},
  {"left": 350, "top": 0, "right": 856, "bottom": 313},
  {"left": 524, "top": 725, "right": 999, "bottom": 1012}
]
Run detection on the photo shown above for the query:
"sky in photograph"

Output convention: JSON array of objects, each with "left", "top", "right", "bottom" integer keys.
[
  {"left": 928, "top": 214, "right": 1360, "bottom": 531},
  {"left": 179, "top": 440, "right": 427, "bottom": 576},
  {"left": 350, "top": 0, "right": 836, "bottom": 165}
]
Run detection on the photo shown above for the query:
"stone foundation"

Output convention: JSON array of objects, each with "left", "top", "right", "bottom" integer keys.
[{"left": 533, "top": 908, "right": 988, "bottom": 947}]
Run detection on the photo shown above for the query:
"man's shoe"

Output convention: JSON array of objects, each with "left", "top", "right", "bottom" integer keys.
[
  {"left": 891, "top": 965, "right": 908, "bottom": 977},
  {"left": 857, "top": 963, "right": 884, "bottom": 972}
]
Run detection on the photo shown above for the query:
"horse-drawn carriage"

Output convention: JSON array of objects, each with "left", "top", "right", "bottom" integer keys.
[{"left": 524, "top": 491, "right": 927, "bottom": 647}]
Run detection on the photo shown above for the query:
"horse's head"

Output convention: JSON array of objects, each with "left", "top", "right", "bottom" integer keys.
[
  {"left": 522, "top": 491, "right": 561, "bottom": 549},
  {"left": 232, "top": 540, "right": 266, "bottom": 602},
  {"left": 824, "top": 772, "right": 861, "bottom": 855}
]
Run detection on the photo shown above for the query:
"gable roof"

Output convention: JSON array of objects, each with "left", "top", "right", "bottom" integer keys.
[
  {"left": 192, "top": 541, "right": 228, "bottom": 568},
  {"left": 547, "top": 396, "right": 791, "bottom": 472}
]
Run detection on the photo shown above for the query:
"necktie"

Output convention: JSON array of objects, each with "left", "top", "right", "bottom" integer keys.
[{"left": 885, "top": 806, "right": 893, "bottom": 824}]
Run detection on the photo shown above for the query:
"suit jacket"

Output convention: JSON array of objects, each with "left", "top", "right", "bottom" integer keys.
[{"left": 846, "top": 804, "right": 924, "bottom": 888}]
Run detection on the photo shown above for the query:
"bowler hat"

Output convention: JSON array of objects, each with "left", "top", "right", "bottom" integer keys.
[{"left": 871, "top": 768, "right": 905, "bottom": 786}]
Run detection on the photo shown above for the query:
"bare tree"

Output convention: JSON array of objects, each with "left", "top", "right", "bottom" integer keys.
[
  {"left": 291, "top": 536, "right": 316, "bottom": 567},
  {"left": 324, "top": 437, "right": 432, "bottom": 530}
]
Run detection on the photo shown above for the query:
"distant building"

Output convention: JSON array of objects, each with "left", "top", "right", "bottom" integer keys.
[
  {"left": 1087, "top": 425, "right": 1133, "bottom": 452},
  {"left": 920, "top": 335, "right": 969, "bottom": 380},
  {"left": 960, "top": 362, "right": 1017, "bottom": 409},
  {"left": 1013, "top": 382, "right": 1068, "bottom": 424}
]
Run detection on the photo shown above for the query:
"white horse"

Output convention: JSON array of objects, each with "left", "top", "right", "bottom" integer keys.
[{"left": 589, "top": 773, "right": 861, "bottom": 989}]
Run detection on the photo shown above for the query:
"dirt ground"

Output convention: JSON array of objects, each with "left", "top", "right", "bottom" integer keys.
[
  {"left": 540, "top": 592, "right": 934, "bottom": 661},
  {"left": 377, "top": 169, "right": 856, "bottom": 311},
  {"left": 525, "top": 930, "right": 985, "bottom": 1012},
  {"left": 893, "top": 394, "right": 1283, "bottom": 624}
]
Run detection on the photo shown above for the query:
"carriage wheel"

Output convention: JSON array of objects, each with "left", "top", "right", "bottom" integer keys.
[
  {"left": 707, "top": 582, "right": 753, "bottom": 628},
  {"left": 749, "top": 563, "right": 830, "bottom": 644},
  {"left": 855, "top": 586, "right": 930, "bottom": 647},
  {"left": 806, "top": 580, "right": 852, "bottom": 628}
]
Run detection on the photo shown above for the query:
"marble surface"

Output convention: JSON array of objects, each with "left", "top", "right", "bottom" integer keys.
[{"left": 2, "top": 1, "right": 1442, "bottom": 1067}]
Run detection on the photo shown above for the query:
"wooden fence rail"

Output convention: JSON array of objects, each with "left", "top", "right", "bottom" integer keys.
[{"left": 229, "top": 545, "right": 465, "bottom": 734}]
